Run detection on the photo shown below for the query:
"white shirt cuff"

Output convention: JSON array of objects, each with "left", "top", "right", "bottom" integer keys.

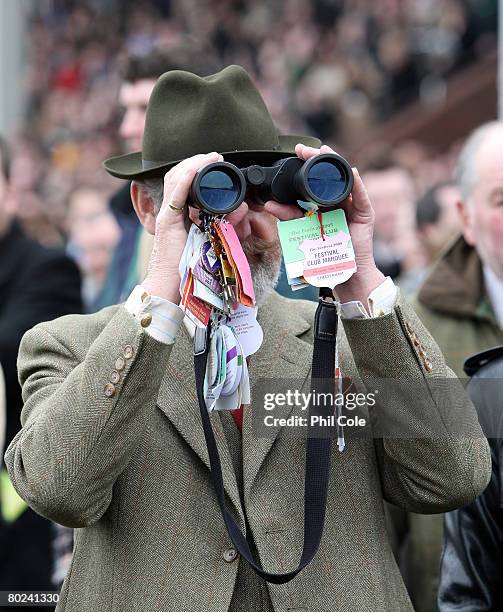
[
  {"left": 124, "top": 285, "right": 184, "bottom": 344},
  {"left": 339, "top": 277, "right": 398, "bottom": 319}
]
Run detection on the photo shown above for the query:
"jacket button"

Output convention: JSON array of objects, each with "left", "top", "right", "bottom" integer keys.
[
  {"left": 123, "top": 345, "right": 134, "bottom": 359},
  {"left": 110, "top": 370, "right": 121, "bottom": 384},
  {"left": 104, "top": 383, "right": 116, "bottom": 398},
  {"left": 115, "top": 357, "right": 126, "bottom": 371},
  {"left": 424, "top": 359, "right": 433, "bottom": 372},
  {"left": 140, "top": 313, "right": 153, "bottom": 328},
  {"left": 223, "top": 548, "right": 238, "bottom": 563}
]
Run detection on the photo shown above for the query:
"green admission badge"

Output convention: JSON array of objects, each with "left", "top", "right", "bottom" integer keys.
[{"left": 277, "top": 209, "right": 357, "bottom": 289}]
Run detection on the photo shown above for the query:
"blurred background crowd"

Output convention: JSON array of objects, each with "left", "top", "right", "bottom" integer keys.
[
  {"left": 0, "top": 1, "right": 500, "bottom": 611},
  {"left": 9, "top": 0, "right": 497, "bottom": 305}
]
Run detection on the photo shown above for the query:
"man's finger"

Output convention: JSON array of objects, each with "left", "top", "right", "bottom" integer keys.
[
  {"left": 349, "top": 168, "right": 374, "bottom": 219},
  {"left": 320, "top": 144, "right": 336, "bottom": 154},
  {"left": 161, "top": 152, "right": 222, "bottom": 219},
  {"left": 263, "top": 200, "right": 304, "bottom": 221},
  {"left": 163, "top": 152, "right": 221, "bottom": 200},
  {"left": 295, "top": 143, "right": 337, "bottom": 160},
  {"left": 295, "top": 143, "right": 320, "bottom": 160}
]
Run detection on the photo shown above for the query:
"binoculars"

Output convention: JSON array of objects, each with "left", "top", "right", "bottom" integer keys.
[{"left": 189, "top": 153, "right": 354, "bottom": 215}]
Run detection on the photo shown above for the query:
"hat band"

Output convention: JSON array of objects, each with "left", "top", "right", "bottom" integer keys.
[{"left": 142, "top": 158, "right": 165, "bottom": 170}]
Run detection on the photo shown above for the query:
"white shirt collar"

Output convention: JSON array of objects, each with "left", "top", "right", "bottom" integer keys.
[{"left": 483, "top": 264, "right": 503, "bottom": 327}]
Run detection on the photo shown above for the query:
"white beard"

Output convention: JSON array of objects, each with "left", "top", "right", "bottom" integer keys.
[
  {"left": 241, "top": 236, "right": 282, "bottom": 307},
  {"left": 249, "top": 256, "right": 281, "bottom": 307}
]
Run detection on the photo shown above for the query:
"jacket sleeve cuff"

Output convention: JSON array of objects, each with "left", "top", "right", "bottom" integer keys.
[
  {"left": 339, "top": 276, "right": 398, "bottom": 319},
  {"left": 125, "top": 285, "right": 184, "bottom": 345}
]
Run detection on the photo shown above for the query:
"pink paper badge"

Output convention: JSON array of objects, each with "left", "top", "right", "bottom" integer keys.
[{"left": 215, "top": 220, "right": 255, "bottom": 306}]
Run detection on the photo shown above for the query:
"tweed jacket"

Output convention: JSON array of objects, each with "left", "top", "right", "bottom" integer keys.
[{"left": 5, "top": 291, "right": 490, "bottom": 612}]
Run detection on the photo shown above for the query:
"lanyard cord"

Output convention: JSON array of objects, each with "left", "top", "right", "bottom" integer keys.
[{"left": 193, "top": 288, "right": 337, "bottom": 584}]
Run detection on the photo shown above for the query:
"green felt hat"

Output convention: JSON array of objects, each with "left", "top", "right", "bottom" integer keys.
[{"left": 103, "top": 64, "right": 321, "bottom": 180}]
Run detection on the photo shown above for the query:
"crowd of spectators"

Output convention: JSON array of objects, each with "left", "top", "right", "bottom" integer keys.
[{"left": 7, "top": 0, "right": 498, "bottom": 297}]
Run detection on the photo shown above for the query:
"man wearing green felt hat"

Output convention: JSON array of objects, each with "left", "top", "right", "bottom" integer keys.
[{"left": 5, "top": 65, "right": 490, "bottom": 611}]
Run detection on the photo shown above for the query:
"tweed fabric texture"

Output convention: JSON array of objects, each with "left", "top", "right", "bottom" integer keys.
[
  {"left": 4, "top": 292, "right": 490, "bottom": 611},
  {"left": 219, "top": 411, "right": 274, "bottom": 612}
]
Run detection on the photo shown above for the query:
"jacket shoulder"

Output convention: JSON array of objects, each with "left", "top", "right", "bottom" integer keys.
[
  {"left": 24, "top": 305, "right": 122, "bottom": 360},
  {"left": 410, "top": 295, "right": 465, "bottom": 343},
  {"left": 410, "top": 296, "right": 444, "bottom": 324}
]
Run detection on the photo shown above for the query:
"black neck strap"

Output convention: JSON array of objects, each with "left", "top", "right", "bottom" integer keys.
[{"left": 193, "top": 288, "right": 337, "bottom": 584}]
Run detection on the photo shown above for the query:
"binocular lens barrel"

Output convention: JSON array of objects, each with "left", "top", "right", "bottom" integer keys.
[
  {"left": 295, "top": 153, "right": 353, "bottom": 206},
  {"left": 190, "top": 162, "right": 246, "bottom": 215},
  {"left": 305, "top": 161, "right": 349, "bottom": 202},
  {"left": 190, "top": 153, "right": 353, "bottom": 215}
]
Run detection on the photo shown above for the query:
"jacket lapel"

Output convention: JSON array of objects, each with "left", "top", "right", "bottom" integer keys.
[
  {"left": 156, "top": 292, "right": 316, "bottom": 513},
  {"left": 156, "top": 323, "right": 244, "bottom": 522},
  {"left": 242, "top": 292, "right": 314, "bottom": 500}
]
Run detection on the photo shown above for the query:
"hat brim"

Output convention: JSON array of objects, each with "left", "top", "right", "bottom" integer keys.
[{"left": 103, "top": 134, "right": 322, "bottom": 180}]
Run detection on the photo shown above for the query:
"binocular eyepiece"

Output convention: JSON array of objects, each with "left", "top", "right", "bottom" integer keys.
[{"left": 189, "top": 153, "right": 354, "bottom": 215}]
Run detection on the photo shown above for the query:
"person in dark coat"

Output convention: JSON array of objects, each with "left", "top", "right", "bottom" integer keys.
[
  {"left": 0, "top": 135, "right": 82, "bottom": 609},
  {"left": 438, "top": 345, "right": 503, "bottom": 611}
]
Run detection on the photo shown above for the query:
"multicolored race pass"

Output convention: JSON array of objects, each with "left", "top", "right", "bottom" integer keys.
[
  {"left": 214, "top": 220, "right": 255, "bottom": 307},
  {"left": 180, "top": 268, "right": 212, "bottom": 327},
  {"left": 277, "top": 209, "right": 357, "bottom": 289}
]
